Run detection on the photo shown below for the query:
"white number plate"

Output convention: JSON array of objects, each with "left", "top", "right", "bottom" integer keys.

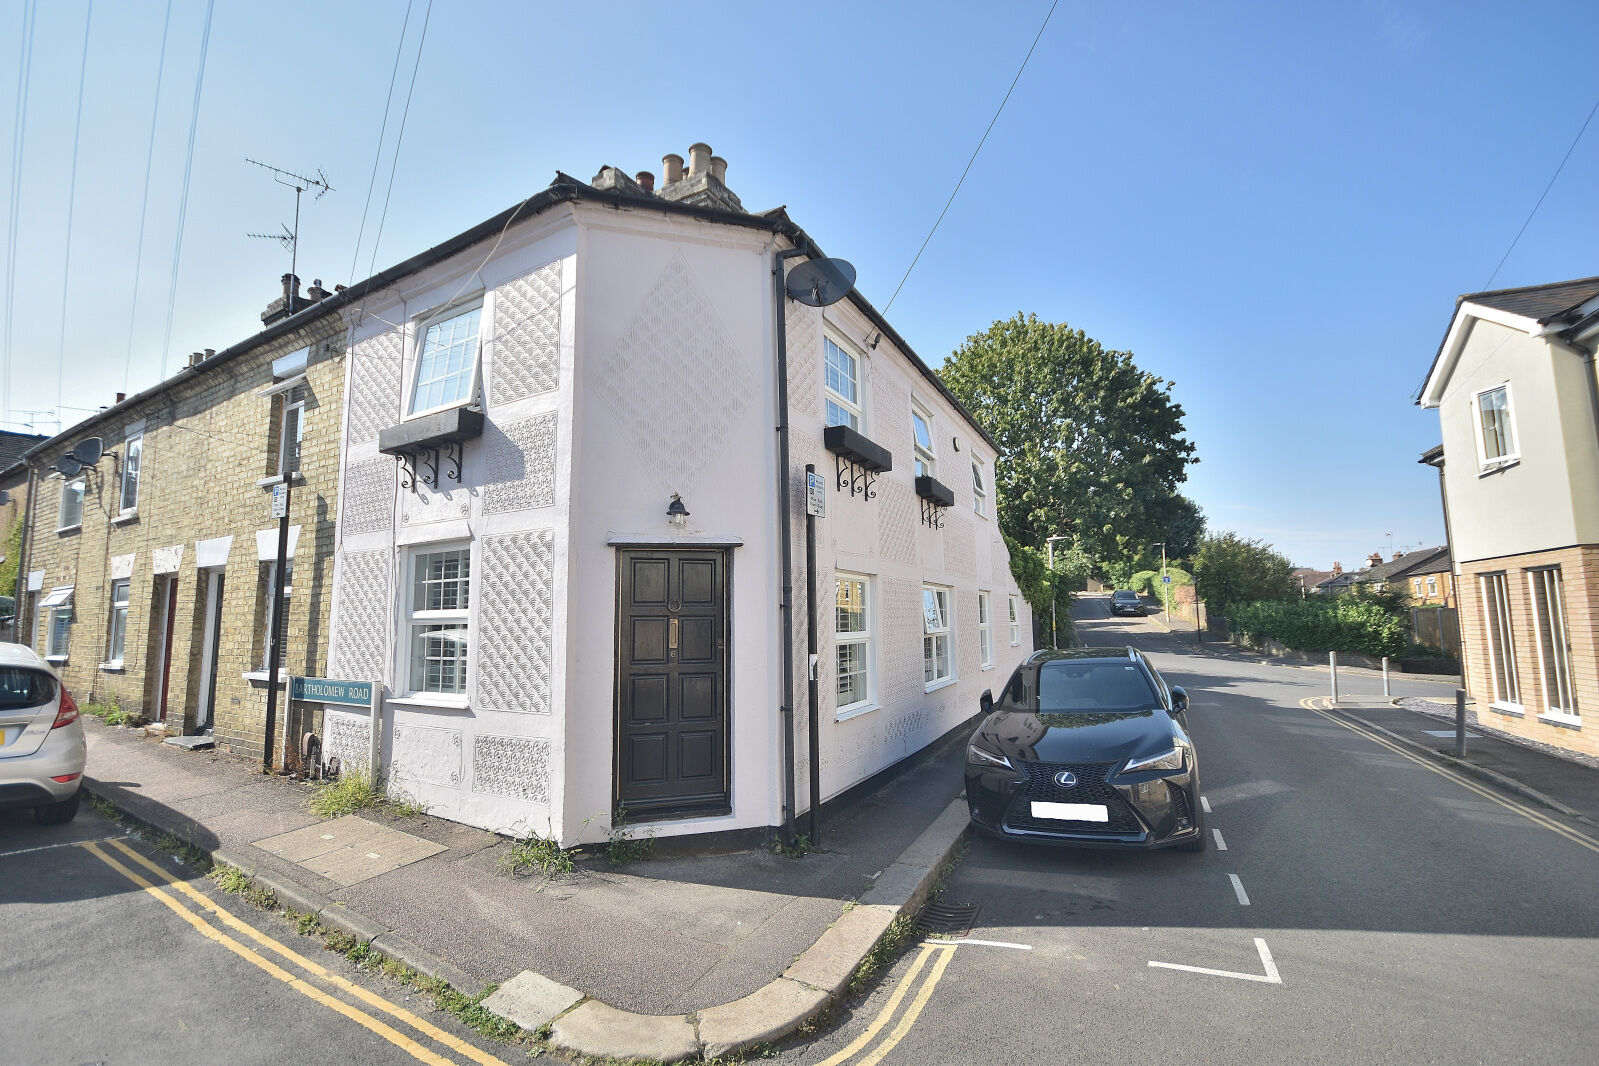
[{"left": 1031, "top": 801, "right": 1108, "bottom": 822}]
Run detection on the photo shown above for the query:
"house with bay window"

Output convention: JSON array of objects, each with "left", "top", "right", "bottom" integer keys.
[
  {"left": 324, "top": 146, "right": 1032, "bottom": 845},
  {"left": 1417, "top": 274, "right": 1599, "bottom": 758}
]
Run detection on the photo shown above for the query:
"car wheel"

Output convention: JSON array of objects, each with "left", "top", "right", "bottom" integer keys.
[{"left": 35, "top": 791, "right": 81, "bottom": 825}]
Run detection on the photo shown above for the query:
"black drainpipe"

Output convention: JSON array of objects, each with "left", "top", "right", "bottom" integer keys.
[{"left": 773, "top": 243, "right": 804, "bottom": 845}]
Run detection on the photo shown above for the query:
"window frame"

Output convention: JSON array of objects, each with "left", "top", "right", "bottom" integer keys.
[
  {"left": 106, "top": 579, "right": 130, "bottom": 667},
  {"left": 972, "top": 460, "right": 988, "bottom": 517},
  {"left": 120, "top": 435, "right": 143, "bottom": 515},
  {"left": 923, "top": 584, "right": 955, "bottom": 690},
  {"left": 258, "top": 561, "right": 294, "bottom": 673},
  {"left": 403, "top": 543, "right": 473, "bottom": 700},
  {"left": 1008, "top": 595, "right": 1021, "bottom": 646},
  {"left": 406, "top": 301, "right": 484, "bottom": 418},
  {"left": 1412, "top": 578, "right": 1423, "bottom": 596},
  {"left": 978, "top": 591, "right": 994, "bottom": 669},
  {"left": 1479, "top": 571, "right": 1521, "bottom": 710},
  {"left": 1426, "top": 575, "right": 1438, "bottom": 597},
  {"left": 1471, "top": 382, "right": 1520, "bottom": 471},
  {"left": 833, "top": 573, "right": 876, "bottom": 720},
  {"left": 276, "top": 386, "right": 306, "bottom": 477},
  {"left": 57, "top": 476, "right": 85, "bottom": 531},
  {"left": 46, "top": 605, "right": 72, "bottom": 661},
  {"left": 1527, "top": 566, "right": 1579, "bottom": 723},
  {"left": 823, "top": 331, "right": 865, "bottom": 433},
  {"left": 911, "top": 402, "right": 937, "bottom": 479}
]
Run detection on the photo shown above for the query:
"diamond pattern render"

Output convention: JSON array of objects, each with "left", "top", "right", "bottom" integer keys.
[
  {"left": 592, "top": 255, "right": 758, "bottom": 495},
  {"left": 879, "top": 578, "right": 924, "bottom": 706},
  {"left": 483, "top": 413, "right": 558, "bottom": 514},
  {"left": 471, "top": 734, "right": 551, "bottom": 805},
  {"left": 348, "top": 329, "right": 402, "bottom": 449},
  {"left": 333, "top": 548, "right": 390, "bottom": 684},
  {"left": 323, "top": 710, "right": 371, "bottom": 773},
  {"left": 475, "top": 530, "right": 555, "bottom": 714},
  {"left": 877, "top": 474, "right": 916, "bottom": 564},
  {"left": 343, "top": 457, "right": 396, "bottom": 535},
  {"left": 786, "top": 297, "right": 820, "bottom": 415},
  {"left": 944, "top": 515, "right": 976, "bottom": 578},
  {"left": 958, "top": 589, "right": 982, "bottom": 677},
  {"left": 491, "top": 262, "right": 562, "bottom": 406}
]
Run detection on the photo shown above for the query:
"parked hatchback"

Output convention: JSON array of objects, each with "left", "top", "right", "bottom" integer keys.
[
  {"left": 965, "top": 648, "right": 1203, "bottom": 850},
  {"left": 0, "top": 643, "right": 85, "bottom": 824},
  {"left": 1110, "top": 589, "right": 1145, "bottom": 616}
]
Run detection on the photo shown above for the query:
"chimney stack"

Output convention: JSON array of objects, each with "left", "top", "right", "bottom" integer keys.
[
  {"left": 115, "top": 392, "right": 125, "bottom": 404},
  {"left": 710, "top": 155, "right": 727, "bottom": 183},
  {"left": 1367, "top": 552, "right": 1383, "bottom": 567},
  {"left": 1392, "top": 550, "right": 1403, "bottom": 561},
  {"left": 1332, "top": 562, "right": 1343, "bottom": 575},
  {"left": 635, "top": 171, "right": 655, "bottom": 193},
  {"left": 687, "top": 142, "right": 712, "bottom": 177},
  {"left": 662, "top": 153, "right": 684, "bottom": 184}
]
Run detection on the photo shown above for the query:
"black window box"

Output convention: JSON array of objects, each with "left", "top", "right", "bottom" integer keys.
[
  {"left": 823, "top": 424, "right": 892, "bottom": 472},
  {"left": 379, "top": 405, "right": 485, "bottom": 455},
  {"left": 915, "top": 475, "right": 954, "bottom": 507}
]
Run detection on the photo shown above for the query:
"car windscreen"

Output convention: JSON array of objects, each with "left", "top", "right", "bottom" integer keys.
[
  {"left": 1112, "top": 591, "right": 1137, "bottom": 601},
  {"left": 1032, "top": 661, "right": 1160, "bottom": 713},
  {"left": 0, "top": 667, "right": 56, "bottom": 710}
]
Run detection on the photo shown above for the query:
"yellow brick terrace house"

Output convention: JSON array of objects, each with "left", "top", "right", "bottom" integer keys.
[{"left": 14, "top": 276, "right": 347, "bottom": 765}]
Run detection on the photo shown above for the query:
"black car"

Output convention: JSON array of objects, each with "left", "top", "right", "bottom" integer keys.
[
  {"left": 1110, "top": 589, "right": 1145, "bottom": 616},
  {"left": 965, "top": 647, "right": 1204, "bottom": 851}
]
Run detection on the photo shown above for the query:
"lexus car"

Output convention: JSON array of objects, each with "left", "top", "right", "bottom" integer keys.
[
  {"left": 1110, "top": 589, "right": 1145, "bottom": 616},
  {"left": 0, "top": 643, "right": 86, "bottom": 825},
  {"left": 965, "top": 647, "right": 1203, "bottom": 850}
]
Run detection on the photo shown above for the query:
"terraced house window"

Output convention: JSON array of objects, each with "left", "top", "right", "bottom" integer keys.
[
  {"left": 57, "top": 476, "right": 84, "bottom": 530},
  {"left": 824, "top": 335, "right": 862, "bottom": 431},
  {"left": 1528, "top": 567, "right": 1578, "bottom": 721},
  {"left": 1479, "top": 572, "right": 1520, "bottom": 708},
  {"left": 409, "top": 547, "right": 471, "bottom": 696},
  {"left": 979, "top": 591, "right": 994, "bottom": 668},
  {"left": 1008, "top": 595, "right": 1021, "bottom": 646},
  {"left": 120, "top": 435, "right": 142, "bottom": 513},
  {"left": 972, "top": 461, "right": 987, "bottom": 517},
  {"left": 912, "top": 405, "right": 936, "bottom": 478},
  {"left": 1473, "top": 384, "right": 1517, "bottom": 468},
  {"left": 923, "top": 585, "right": 954, "bottom": 687},
  {"left": 409, "top": 304, "right": 482, "bottom": 415},
  {"left": 835, "top": 575, "right": 873, "bottom": 716},
  {"left": 107, "top": 580, "right": 130, "bottom": 665},
  {"left": 277, "top": 386, "right": 305, "bottom": 476}
]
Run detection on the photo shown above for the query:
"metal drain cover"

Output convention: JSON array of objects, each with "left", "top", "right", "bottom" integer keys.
[{"left": 915, "top": 899, "right": 981, "bottom": 937}]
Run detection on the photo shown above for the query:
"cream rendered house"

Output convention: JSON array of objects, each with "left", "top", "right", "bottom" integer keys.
[
  {"left": 324, "top": 147, "right": 1033, "bottom": 845},
  {"left": 1417, "top": 275, "right": 1599, "bottom": 758}
]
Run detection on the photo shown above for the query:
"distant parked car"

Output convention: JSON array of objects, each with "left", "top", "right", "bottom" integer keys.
[
  {"left": 0, "top": 642, "right": 85, "bottom": 824},
  {"left": 965, "top": 647, "right": 1204, "bottom": 851},
  {"left": 1110, "top": 589, "right": 1145, "bottom": 616}
]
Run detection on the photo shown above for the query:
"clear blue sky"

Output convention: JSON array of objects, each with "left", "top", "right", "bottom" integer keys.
[{"left": 4, "top": 0, "right": 1597, "bottom": 568}]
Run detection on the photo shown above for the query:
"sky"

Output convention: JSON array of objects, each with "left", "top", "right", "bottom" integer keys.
[{"left": 3, "top": 0, "right": 1597, "bottom": 568}]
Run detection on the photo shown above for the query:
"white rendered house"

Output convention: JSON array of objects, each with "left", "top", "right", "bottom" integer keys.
[{"left": 324, "top": 148, "right": 1033, "bottom": 844}]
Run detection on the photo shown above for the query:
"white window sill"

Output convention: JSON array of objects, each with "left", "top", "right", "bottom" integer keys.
[
  {"left": 98, "top": 661, "right": 125, "bottom": 673},
  {"left": 981, "top": 663, "right": 996, "bottom": 672},
  {"left": 1478, "top": 458, "right": 1520, "bottom": 477},
  {"left": 1537, "top": 711, "right": 1581, "bottom": 729},
  {"left": 835, "top": 702, "right": 880, "bottom": 723},
  {"left": 45, "top": 655, "right": 68, "bottom": 665},
  {"left": 1009, "top": 641, "right": 1022, "bottom": 648},
  {"left": 111, "top": 511, "right": 139, "bottom": 525},
  {"left": 925, "top": 676, "right": 958, "bottom": 694},
  {"left": 1488, "top": 701, "right": 1525, "bottom": 718},
  {"left": 388, "top": 694, "right": 471, "bottom": 711},
  {"left": 256, "top": 472, "right": 305, "bottom": 488},
  {"left": 243, "top": 669, "right": 289, "bottom": 684},
  {"left": 56, "top": 524, "right": 81, "bottom": 535}
]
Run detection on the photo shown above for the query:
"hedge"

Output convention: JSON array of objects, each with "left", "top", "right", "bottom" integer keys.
[
  {"left": 1226, "top": 596, "right": 1408, "bottom": 659},
  {"left": 1129, "top": 566, "right": 1192, "bottom": 598}
]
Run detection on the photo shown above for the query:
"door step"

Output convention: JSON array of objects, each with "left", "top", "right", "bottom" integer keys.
[{"left": 163, "top": 734, "right": 216, "bottom": 751}]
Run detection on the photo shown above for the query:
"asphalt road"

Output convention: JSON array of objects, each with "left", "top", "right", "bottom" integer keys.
[
  {"left": 0, "top": 804, "right": 529, "bottom": 1066},
  {"left": 782, "top": 595, "right": 1599, "bottom": 1066}
]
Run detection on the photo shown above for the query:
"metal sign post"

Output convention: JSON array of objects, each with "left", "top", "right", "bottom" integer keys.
[
  {"left": 262, "top": 475, "right": 291, "bottom": 772},
  {"left": 804, "top": 464, "right": 823, "bottom": 845}
]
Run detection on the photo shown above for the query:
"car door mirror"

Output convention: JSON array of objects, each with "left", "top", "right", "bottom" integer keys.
[
  {"left": 979, "top": 689, "right": 994, "bottom": 715},
  {"left": 1171, "top": 685, "right": 1189, "bottom": 712}
]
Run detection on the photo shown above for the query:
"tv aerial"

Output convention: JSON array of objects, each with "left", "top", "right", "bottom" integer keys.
[
  {"left": 786, "top": 258, "right": 857, "bottom": 308},
  {"left": 246, "top": 158, "right": 334, "bottom": 282}
]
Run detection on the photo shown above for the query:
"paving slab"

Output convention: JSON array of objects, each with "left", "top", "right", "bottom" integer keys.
[
  {"left": 480, "top": 971, "right": 584, "bottom": 1032},
  {"left": 549, "top": 1000, "right": 699, "bottom": 1063}
]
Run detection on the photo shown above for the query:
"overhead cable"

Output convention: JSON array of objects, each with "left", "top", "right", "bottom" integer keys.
[
  {"left": 1482, "top": 91, "right": 1599, "bottom": 291},
  {"left": 122, "top": 0, "right": 175, "bottom": 393},
  {"left": 158, "top": 0, "right": 216, "bottom": 382},
  {"left": 3, "top": 0, "right": 38, "bottom": 425},
  {"left": 348, "top": 0, "right": 416, "bottom": 286},
  {"left": 55, "top": 0, "right": 96, "bottom": 419}
]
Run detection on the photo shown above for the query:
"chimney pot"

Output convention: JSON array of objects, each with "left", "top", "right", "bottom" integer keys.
[
  {"left": 635, "top": 171, "right": 655, "bottom": 193},
  {"left": 687, "top": 143, "right": 712, "bottom": 177},
  {"left": 1392, "top": 550, "right": 1403, "bottom": 561},
  {"left": 307, "top": 279, "right": 331, "bottom": 301},
  {"left": 205, "top": 348, "right": 215, "bottom": 359},
  {"left": 662, "top": 153, "right": 684, "bottom": 183},
  {"left": 115, "top": 392, "right": 126, "bottom": 404},
  {"left": 1332, "top": 562, "right": 1343, "bottom": 575},
  {"left": 710, "top": 155, "right": 727, "bottom": 183}
]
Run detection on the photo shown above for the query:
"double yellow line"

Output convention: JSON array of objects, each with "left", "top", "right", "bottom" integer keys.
[
  {"left": 1297, "top": 697, "right": 1599, "bottom": 855},
  {"left": 79, "top": 839, "right": 508, "bottom": 1066},
  {"left": 815, "top": 942, "right": 956, "bottom": 1066}
]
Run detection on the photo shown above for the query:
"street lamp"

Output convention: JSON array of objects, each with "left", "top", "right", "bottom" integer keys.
[{"left": 1046, "top": 535, "right": 1069, "bottom": 649}]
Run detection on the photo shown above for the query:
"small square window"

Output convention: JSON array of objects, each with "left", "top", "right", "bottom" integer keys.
[{"left": 409, "top": 305, "right": 482, "bottom": 415}]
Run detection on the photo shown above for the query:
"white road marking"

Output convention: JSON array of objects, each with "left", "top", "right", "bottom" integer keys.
[
  {"left": 923, "top": 938, "right": 1033, "bottom": 951},
  {"left": 1149, "top": 938, "right": 1281, "bottom": 984},
  {"left": 0, "top": 836, "right": 122, "bottom": 859},
  {"left": 1228, "top": 873, "right": 1251, "bottom": 905},
  {"left": 1200, "top": 795, "right": 1212, "bottom": 814},
  {"left": 1212, "top": 828, "right": 1227, "bottom": 851}
]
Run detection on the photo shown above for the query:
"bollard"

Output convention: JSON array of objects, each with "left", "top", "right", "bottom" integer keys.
[
  {"left": 1329, "top": 651, "right": 1339, "bottom": 705},
  {"left": 1382, "top": 656, "right": 1390, "bottom": 697},
  {"left": 1455, "top": 688, "right": 1467, "bottom": 758}
]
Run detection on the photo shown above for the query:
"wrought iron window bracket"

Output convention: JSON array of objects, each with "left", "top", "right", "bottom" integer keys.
[
  {"left": 379, "top": 406, "right": 483, "bottom": 494},
  {"left": 834, "top": 453, "right": 880, "bottom": 500},
  {"left": 823, "top": 424, "right": 892, "bottom": 503},
  {"left": 920, "top": 495, "right": 946, "bottom": 529}
]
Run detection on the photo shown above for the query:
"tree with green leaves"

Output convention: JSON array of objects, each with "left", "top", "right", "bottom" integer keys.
[
  {"left": 1191, "top": 532, "right": 1297, "bottom": 610},
  {"left": 940, "top": 313, "right": 1198, "bottom": 586}
]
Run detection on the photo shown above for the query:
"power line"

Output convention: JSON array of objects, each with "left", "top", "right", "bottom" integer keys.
[
  {"left": 883, "top": 0, "right": 1058, "bottom": 313},
  {"left": 363, "top": 0, "right": 433, "bottom": 281},
  {"left": 158, "top": 0, "right": 216, "bottom": 382},
  {"left": 348, "top": 0, "right": 415, "bottom": 285},
  {"left": 1482, "top": 91, "right": 1599, "bottom": 291},
  {"left": 122, "top": 0, "right": 174, "bottom": 394},
  {"left": 3, "top": 0, "right": 38, "bottom": 426},
  {"left": 55, "top": 0, "right": 95, "bottom": 420}
]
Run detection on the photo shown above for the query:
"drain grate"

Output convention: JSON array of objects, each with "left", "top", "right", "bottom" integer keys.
[{"left": 914, "top": 899, "right": 981, "bottom": 937}]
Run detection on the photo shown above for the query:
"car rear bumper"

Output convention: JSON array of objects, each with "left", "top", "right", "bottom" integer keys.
[{"left": 0, "top": 722, "right": 86, "bottom": 808}]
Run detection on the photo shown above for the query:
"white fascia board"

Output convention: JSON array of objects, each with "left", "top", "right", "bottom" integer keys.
[{"left": 1419, "top": 301, "right": 1541, "bottom": 409}]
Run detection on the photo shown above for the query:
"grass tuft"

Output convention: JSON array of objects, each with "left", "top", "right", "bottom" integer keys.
[
  {"left": 604, "top": 803, "right": 656, "bottom": 868},
  {"left": 849, "top": 914, "right": 917, "bottom": 994},
  {"left": 309, "top": 765, "right": 427, "bottom": 820},
  {"left": 497, "top": 829, "right": 576, "bottom": 878}
]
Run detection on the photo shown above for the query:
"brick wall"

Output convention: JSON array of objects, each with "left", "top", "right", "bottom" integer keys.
[
  {"left": 21, "top": 312, "right": 347, "bottom": 768},
  {"left": 1456, "top": 544, "right": 1599, "bottom": 759}
]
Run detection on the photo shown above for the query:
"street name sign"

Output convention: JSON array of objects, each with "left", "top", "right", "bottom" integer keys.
[{"left": 290, "top": 677, "right": 374, "bottom": 707}]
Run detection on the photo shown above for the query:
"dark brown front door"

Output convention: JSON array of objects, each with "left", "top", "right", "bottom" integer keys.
[{"left": 615, "top": 549, "right": 730, "bottom": 820}]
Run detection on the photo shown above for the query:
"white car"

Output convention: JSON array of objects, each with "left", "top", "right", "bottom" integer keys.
[{"left": 0, "top": 643, "right": 86, "bottom": 824}]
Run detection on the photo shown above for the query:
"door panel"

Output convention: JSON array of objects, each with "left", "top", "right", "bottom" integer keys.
[{"left": 616, "top": 549, "right": 730, "bottom": 818}]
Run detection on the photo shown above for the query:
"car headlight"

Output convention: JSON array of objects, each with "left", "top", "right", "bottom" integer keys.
[
  {"left": 966, "top": 742, "right": 1013, "bottom": 770},
  {"left": 1123, "top": 740, "right": 1188, "bottom": 774}
]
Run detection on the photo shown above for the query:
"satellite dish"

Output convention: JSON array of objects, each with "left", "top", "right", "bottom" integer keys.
[
  {"left": 71, "top": 436, "right": 104, "bottom": 465},
  {"left": 56, "top": 455, "right": 83, "bottom": 477},
  {"left": 785, "top": 258, "right": 857, "bottom": 307}
]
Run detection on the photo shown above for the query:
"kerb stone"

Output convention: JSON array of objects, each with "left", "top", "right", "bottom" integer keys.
[
  {"left": 697, "top": 978, "right": 828, "bottom": 1059},
  {"left": 782, "top": 903, "right": 896, "bottom": 999},
  {"left": 480, "top": 971, "right": 584, "bottom": 1033},
  {"left": 549, "top": 1000, "right": 700, "bottom": 1063}
]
